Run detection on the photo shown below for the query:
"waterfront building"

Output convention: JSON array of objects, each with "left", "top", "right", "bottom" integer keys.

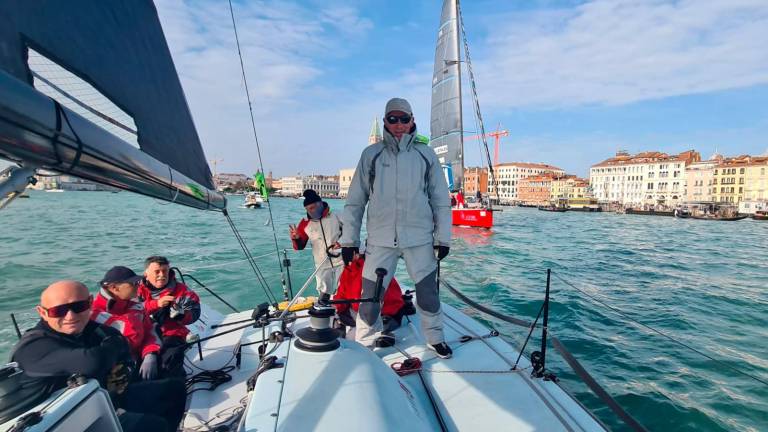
[
  {"left": 488, "top": 162, "right": 564, "bottom": 204},
  {"left": 712, "top": 155, "right": 768, "bottom": 204},
  {"left": 338, "top": 168, "right": 356, "bottom": 198},
  {"left": 280, "top": 176, "right": 304, "bottom": 196},
  {"left": 271, "top": 177, "right": 283, "bottom": 192},
  {"left": 304, "top": 175, "right": 339, "bottom": 197},
  {"left": 518, "top": 174, "right": 556, "bottom": 206},
  {"left": 590, "top": 150, "right": 700, "bottom": 207},
  {"left": 214, "top": 173, "right": 249, "bottom": 191},
  {"left": 685, "top": 156, "right": 721, "bottom": 203},
  {"left": 464, "top": 167, "right": 488, "bottom": 197},
  {"left": 33, "top": 172, "right": 117, "bottom": 191},
  {"left": 744, "top": 157, "right": 768, "bottom": 208},
  {"left": 549, "top": 175, "right": 579, "bottom": 201}
]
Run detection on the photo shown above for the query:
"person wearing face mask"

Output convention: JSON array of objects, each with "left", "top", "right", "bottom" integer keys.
[
  {"left": 289, "top": 189, "right": 344, "bottom": 299},
  {"left": 340, "top": 97, "right": 452, "bottom": 358}
]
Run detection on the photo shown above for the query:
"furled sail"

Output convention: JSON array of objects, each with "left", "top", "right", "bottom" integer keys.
[
  {"left": 430, "top": 0, "right": 464, "bottom": 193},
  {"left": 0, "top": 0, "right": 225, "bottom": 210}
]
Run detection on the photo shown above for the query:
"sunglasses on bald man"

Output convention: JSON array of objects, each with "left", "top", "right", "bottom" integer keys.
[
  {"left": 385, "top": 114, "right": 412, "bottom": 125},
  {"left": 42, "top": 297, "right": 92, "bottom": 318}
]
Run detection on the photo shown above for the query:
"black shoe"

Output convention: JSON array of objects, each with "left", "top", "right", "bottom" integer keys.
[
  {"left": 428, "top": 342, "right": 452, "bottom": 359},
  {"left": 374, "top": 334, "right": 395, "bottom": 348}
]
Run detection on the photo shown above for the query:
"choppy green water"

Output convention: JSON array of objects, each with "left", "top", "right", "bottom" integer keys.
[{"left": 1, "top": 191, "right": 766, "bottom": 431}]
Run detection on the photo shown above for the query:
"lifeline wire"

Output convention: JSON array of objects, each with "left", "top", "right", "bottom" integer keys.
[
  {"left": 227, "top": 0, "right": 284, "bottom": 276},
  {"left": 552, "top": 272, "right": 768, "bottom": 387}
]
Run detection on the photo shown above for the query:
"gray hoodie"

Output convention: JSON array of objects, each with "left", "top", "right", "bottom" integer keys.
[{"left": 341, "top": 126, "right": 451, "bottom": 249}]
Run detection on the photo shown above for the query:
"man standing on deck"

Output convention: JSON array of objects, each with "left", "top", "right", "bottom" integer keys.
[
  {"left": 340, "top": 97, "right": 453, "bottom": 358},
  {"left": 289, "top": 189, "right": 344, "bottom": 300}
]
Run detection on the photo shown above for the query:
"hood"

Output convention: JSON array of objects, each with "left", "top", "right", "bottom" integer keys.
[{"left": 382, "top": 124, "right": 418, "bottom": 153}]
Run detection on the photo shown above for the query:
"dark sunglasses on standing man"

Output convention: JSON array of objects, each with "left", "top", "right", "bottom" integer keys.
[
  {"left": 42, "top": 298, "right": 92, "bottom": 318},
  {"left": 385, "top": 114, "right": 412, "bottom": 125}
]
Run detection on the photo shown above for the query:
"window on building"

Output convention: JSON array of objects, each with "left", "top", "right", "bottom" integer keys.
[{"left": 740, "top": 168, "right": 745, "bottom": 174}]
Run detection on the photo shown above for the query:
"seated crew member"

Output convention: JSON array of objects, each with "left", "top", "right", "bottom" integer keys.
[
  {"left": 11, "top": 280, "right": 185, "bottom": 432},
  {"left": 289, "top": 189, "right": 344, "bottom": 298},
  {"left": 92, "top": 266, "right": 162, "bottom": 380},
  {"left": 334, "top": 254, "right": 409, "bottom": 334},
  {"left": 137, "top": 256, "right": 200, "bottom": 378}
]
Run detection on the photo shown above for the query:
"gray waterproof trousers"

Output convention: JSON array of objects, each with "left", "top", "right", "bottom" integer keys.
[{"left": 356, "top": 243, "right": 444, "bottom": 345}]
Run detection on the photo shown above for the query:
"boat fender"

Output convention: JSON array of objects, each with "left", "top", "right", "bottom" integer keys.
[{"left": 246, "top": 355, "right": 283, "bottom": 392}]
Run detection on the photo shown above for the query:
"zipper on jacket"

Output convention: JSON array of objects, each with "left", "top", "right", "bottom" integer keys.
[{"left": 393, "top": 147, "right": 398, "bottom": 248}]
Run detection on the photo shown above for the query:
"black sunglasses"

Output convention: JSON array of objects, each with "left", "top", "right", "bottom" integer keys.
[
  {"left": 42, "top": 298, "right": 92, "bottom": 318},
  {"left": 385, "top": 114, "right": 412, "bottom": 125}
]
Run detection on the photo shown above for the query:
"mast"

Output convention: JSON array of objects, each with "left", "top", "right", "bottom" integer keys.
[{"left": 430, "top": 0, "right": 464, "bottom": 193}]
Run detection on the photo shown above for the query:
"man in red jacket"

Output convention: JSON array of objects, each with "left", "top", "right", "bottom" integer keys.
[
  {"left": 92, "top": 266, "right": 162, "bottom": 380},
  {"left": 136, "top": 256, "right": 200, "bottom": 377}
]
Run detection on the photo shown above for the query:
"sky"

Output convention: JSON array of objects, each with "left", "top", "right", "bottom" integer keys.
[{"left": 151, "top": 0, "right": 768, "bottom": 178}]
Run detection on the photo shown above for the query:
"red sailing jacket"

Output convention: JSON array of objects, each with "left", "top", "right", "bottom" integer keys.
[
  {"left": 90, "top": 289, "right": 161, "bottom": 361},
  {"left": 136, "top": 273, "right": 200, "bottom": 339},
  {"left": 334, "top": 257, "right": 404, "bottom": 316}
]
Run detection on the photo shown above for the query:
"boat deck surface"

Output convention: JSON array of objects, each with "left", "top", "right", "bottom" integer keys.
[{"left": 183, "top": 301, "right": 605, "bottom": 431}]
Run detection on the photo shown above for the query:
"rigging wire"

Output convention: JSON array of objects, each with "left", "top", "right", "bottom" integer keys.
[
  {"left": 457, "top": 0, "right": 500, "bottom": 206},
  {"left": 551, "top": 272, "right": 768, "bottom": 387},
  {"left": 226, "top": 0, "right": 286, "bottom": 283},
  {"left": 223, "top": 209, "right": 278, "bottom": 305}
]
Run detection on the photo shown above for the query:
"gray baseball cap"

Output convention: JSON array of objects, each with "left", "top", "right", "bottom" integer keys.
[{"left": 385, "top": 98, "right": 412, "bottom": 115}]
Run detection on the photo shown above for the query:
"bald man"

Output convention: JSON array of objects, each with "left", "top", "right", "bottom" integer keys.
[{"left": 11, "top": 280, "right": 185, "bottom": 432}]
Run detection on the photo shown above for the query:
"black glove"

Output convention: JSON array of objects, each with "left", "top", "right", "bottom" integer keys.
[
  {"left": 434, "top": 245, "right": 450, "bottom": 261},
  {"left": 341, "top": 246, "right": 358, "bottom": 266}
]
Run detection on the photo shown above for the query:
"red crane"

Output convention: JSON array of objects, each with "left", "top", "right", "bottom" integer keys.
[{"left": 464, "top": 124, "right": 509, "bottom": 166}]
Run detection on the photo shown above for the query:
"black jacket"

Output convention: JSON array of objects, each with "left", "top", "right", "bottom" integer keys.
[{"left": 11, "top": 320, "right": 131, "bottom": 394}]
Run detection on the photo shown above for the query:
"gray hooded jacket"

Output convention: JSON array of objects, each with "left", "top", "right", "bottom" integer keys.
[{"left": 340, "top": 126, "right": 451, "bottom": 249}]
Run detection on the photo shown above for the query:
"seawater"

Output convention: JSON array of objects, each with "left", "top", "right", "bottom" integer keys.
[{"left": 0, "top": 191, "right": 766, "bottom": 431}]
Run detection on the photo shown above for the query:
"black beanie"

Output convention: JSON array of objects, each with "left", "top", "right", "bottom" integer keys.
[{"left": 303, "top": 189, "right": 321, "bottom": 207}]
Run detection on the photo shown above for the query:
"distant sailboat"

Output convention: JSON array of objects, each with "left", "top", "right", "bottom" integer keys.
[{"left": 430, "top": 0, "right": 496, "bottom": 229}]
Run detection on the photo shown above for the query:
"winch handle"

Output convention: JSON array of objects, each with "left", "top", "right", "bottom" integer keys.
[{"left": 373, "top": 268, "right": 387, "bottom": 303}]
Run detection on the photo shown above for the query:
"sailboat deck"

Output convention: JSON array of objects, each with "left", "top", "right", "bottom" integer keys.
[
  {"left": 373, "top": 303, "right": 605, "bottom": 431},
  {"left": 183, "top": 299, "right": 605, "bottom": 431}
]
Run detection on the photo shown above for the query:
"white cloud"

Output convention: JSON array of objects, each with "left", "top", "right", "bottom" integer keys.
[
  {"left": 474, "top": 0, "right": 768, "bottom": 109},
  {"left": 155, "top": 0, "right": 377, "bottom": 174}
]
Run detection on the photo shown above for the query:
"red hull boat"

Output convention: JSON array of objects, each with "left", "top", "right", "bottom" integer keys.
[{"left": 452, "top": 208, "right": 493, "bottom": 229}]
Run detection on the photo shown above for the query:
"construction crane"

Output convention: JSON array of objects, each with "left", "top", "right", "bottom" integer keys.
[
  {"left": 209, "top": 158, "right": 223, "bottom": 177},
  {"left": 464, "top": 124, "right": 509, "bottom": 166}
]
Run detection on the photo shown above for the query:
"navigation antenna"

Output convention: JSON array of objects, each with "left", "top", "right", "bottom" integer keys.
[
  {"left": 227, "top": 0, "right": 288, "bottom": 299},
  {"left": 457, "top": 0, "right": 500, "bottom": 206}
]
